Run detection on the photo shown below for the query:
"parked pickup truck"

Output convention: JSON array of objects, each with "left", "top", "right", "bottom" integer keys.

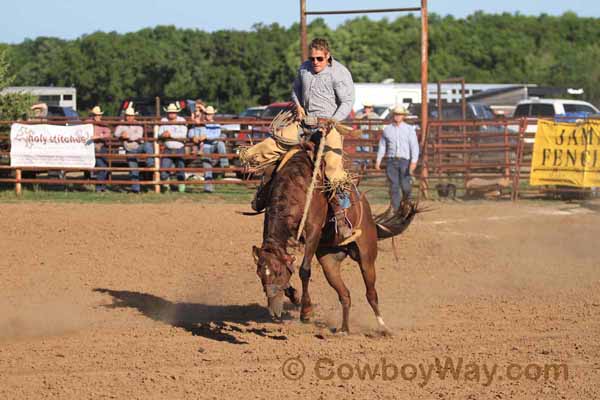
[{"left": 512, "top": 98, "right": 600, "bottom": 143}]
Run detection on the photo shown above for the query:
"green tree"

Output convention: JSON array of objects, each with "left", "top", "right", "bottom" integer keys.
[
  {"left": 3, "top": 12, "right": 600, "bottom": 113},
  {"left": 0, "top": 47, "right": 35, "bottom": 120}
]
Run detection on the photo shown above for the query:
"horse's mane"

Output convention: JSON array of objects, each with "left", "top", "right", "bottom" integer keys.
[{"left": 264, "top": 149, "right": 314, "bottom": 248}]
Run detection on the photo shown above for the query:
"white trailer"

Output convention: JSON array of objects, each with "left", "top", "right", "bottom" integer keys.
[
  {"left": 0, "top": 86, "right": 77, "bottom": 110},
  {"left": 353, "top": 83, "right": 421, "bottom": 112}
]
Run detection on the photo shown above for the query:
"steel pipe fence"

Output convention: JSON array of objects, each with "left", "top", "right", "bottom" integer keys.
[{"left": 0, "top": 117, "right": 594, "bottom": 200}]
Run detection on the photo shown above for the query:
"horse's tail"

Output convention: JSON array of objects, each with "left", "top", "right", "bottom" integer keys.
[{"left": 374, "top": 200, "right": 419, "bottom": 240}]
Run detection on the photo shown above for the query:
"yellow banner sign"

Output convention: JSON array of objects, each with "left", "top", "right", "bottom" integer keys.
[{"left": 530, "top": 119, "right": 600, "bottom": 187}]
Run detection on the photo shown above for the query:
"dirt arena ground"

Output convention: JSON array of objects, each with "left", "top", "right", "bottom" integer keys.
[{"left": 0, "top": 199, "right": 599, "bottom": 399}]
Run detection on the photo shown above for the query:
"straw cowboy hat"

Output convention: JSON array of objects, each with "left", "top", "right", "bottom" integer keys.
[
  {"left": 124, "top": 105, "right": 136, "bottom": 116},
  {"left": 30, "top": 103, "right": 48, "bottom": 117},
  {"left": 392, "top": 105, "right": 409, "bottom": 115},
  {"left": 91, "top": 105, "right": 104, "bottom": 115},
  {"left": 31, "top": 103, "right": 48, "bottom": 111},
  {"left": 204, "top": 105, "right": 217, "bottom": 115},
  {"left": 164, "top": 103, "right": 181, "bottom": 113}
]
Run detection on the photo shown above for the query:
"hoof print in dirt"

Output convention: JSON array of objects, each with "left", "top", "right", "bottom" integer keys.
[{"left": 364, "top": 329, "right": 393, "bottom": 339}]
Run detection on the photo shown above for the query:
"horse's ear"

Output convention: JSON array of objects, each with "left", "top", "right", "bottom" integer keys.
[{"left": 252, "top": 246, "right": 261, "bottom": 264}]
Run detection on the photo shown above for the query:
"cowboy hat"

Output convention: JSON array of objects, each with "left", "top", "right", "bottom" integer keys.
[
  {"left": 91, "top": 106, "right": 104, "bottom": 115},
  {"left": 392, "top": 105, "right": 409, "bottom": 115},
  {"left": 124, "top": 106, "right": 136, "bottom": 116},
  {"left": 31, "top": 103, "right": 48, "bottom": 111},
  {"left": 164, "top": 103, "right": 181, "bottom": 113},
  {"left": 204, "top": 105, "right": 217, "bottom": 115},
  {"left": 363, "top": 102, "right": 374, "bottom": 107}
]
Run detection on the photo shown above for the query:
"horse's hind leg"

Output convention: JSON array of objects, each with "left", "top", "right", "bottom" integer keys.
[
  {"left": 317, "top": 250, "right": 351, "bottom": 334},
  {"left": 355, "top": 235, "right": 391, "bottom": 334},
  {"left": 358, "top": 258, "right": 391, "bottom": 335}
]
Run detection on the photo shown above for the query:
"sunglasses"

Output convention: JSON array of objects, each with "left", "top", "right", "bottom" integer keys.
[{"left": 310, "top": 56, "right": 325, "bottom": 62}]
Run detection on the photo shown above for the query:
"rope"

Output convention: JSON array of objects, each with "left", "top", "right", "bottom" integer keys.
[{"left": 296, "top": 133, "right": 326, "bottom": 241}]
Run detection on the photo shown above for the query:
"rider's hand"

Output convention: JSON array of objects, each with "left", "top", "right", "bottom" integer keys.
[{"left": 296, "top": 104, "right": 306, "bottom": 121}]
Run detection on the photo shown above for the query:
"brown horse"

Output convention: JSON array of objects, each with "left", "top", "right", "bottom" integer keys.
[{"left": 251, "top": 139, "right": 417, "bottom": 334}]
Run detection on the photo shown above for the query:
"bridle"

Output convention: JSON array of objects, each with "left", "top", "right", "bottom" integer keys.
[{"left": 261, "top": 254, "right": 295, "bottom": 298}]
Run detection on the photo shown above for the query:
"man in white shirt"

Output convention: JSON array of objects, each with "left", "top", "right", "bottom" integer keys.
[
  {"left": 114, "top": 105, "right": 154, "bottom": 193},
  {"left": 158, "top": 103, "right": 188, "bottom": 192},
  {"left": 375, "top": 106, "right": 420, "bottom": 210}
]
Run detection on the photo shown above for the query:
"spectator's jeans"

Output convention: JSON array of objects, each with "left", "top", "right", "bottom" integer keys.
[
  {"left": 202, "top": 141, "right": 229, "bottom": 192},
  {"left": 357, "top": 132, "right": 371, "bottom": 153},
  {"left": 355, "top": 132, "right": 371, "bottom": 168},
  {"left": 386, "top": 158, "right": 412, "bottom": 210},
  {"left": 95, "top": 146, "right": 108, "bottom": 192},
  {"left": 127, "top": 142, "right": 155, "bottom": 192},
  {"left": 160, "top": 147, "right": 185, "bottom": 184}
]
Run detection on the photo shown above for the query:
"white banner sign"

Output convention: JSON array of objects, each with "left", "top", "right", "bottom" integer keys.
[{"left": 10, "top": 123, "right": 95, "bottom": 168}]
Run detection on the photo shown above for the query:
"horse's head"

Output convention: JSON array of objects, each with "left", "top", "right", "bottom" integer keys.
[{"left": 252, "top": 244, "right": 295, "bottom": 319}]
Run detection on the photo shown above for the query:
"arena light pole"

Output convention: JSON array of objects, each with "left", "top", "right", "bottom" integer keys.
[
  {"left": 420, "top": 0, "right": 429, "bottom": 198},
  {"left": 300, "top": 0, "right": 308, "bottom": 62}
]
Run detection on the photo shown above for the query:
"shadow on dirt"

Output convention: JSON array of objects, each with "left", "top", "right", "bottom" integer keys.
[{"left": 93, "top": 288, "right": 290, "bottom": 344}]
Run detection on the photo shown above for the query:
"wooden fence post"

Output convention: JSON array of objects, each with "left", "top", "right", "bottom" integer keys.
[{"left": 15, "top": 168, "right": 22, "bottom": 196}]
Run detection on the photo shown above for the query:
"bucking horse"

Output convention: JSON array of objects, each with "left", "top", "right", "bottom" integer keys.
[{"left": 250, "top": 119, "right": 418, "bottom": 334}]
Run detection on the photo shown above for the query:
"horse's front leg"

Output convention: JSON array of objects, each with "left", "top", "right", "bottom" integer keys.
[
  {"left": 298, "top": 221, "right": 322, "bottom": 323},
  {"left": 299, "top": 261, "right": 313, "bottom": 322}
]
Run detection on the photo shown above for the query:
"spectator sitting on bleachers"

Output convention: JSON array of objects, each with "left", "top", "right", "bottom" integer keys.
[
  {"left": 189, "top": 105, "right": 229, "bottom": 193},
  {"left": 193, "top": 99, "right": 206, "bottom": 121},
  {"left": 184, "top": 99, "right": 207, "bottom": 179},
  {"left": 114, "top": 105, "right": 154, "bottom": 193},
  {"left": 30, "top": 103, "right": 48, "bottom": 121},
  {"left": 89, "top": 106, "right": 112, "bottom": 192},
  {"left": 354, "top": 102, "right": 379, "bottom": 167},
  {"left": 355, "top": 102, "right": 379, "bottom": 121},
  {"left": 158, "top": 103, "right": 188, "bottom": 192}
]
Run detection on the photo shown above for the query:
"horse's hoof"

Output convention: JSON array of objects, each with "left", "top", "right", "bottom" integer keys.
[
  {"left": 380, "top": 328, "right": 394, "bottom": 337},
  {"left": 330, "top": 326, "right": 349, "bottom": 336},
  {"left": 284, "top": 287, "right": 301, "bottom": 306},
  {"left": 300, "top": 306, "right": 313, "bottom": 323}
]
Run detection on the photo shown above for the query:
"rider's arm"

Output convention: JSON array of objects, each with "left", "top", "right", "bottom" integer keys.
[
  {"left": 409, "top": 126, "right": 420, "bottom": 174},
  {"left": 332, "top": 65, "right": 355, "bottom": 122},
  {"left": 291, "top": 68, "right": 303, "bottom": 107}
]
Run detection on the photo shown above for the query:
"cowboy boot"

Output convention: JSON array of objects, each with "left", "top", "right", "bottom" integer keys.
[
  {"left": 331, "top": 190, "right": 362, "bottom": 245},
  {"left": 334, "top": 207, "right": 353, "bottom": 240}
]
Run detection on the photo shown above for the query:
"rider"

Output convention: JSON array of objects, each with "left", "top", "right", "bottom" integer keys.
[{"left": 241, "top": 37, "right": 357, "bottom": 242}]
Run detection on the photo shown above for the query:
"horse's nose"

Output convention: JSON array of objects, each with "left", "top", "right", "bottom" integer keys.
[{"left": 268, "top": 292, "right": 284, "bottom": 320}]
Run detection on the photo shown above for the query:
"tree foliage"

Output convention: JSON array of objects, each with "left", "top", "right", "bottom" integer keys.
[
  {"left": 0, "top": 47, "right": 35, "bottom": 120},
  {"left": 3, "top": 12, "right": 600, "bottom": 114}
]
